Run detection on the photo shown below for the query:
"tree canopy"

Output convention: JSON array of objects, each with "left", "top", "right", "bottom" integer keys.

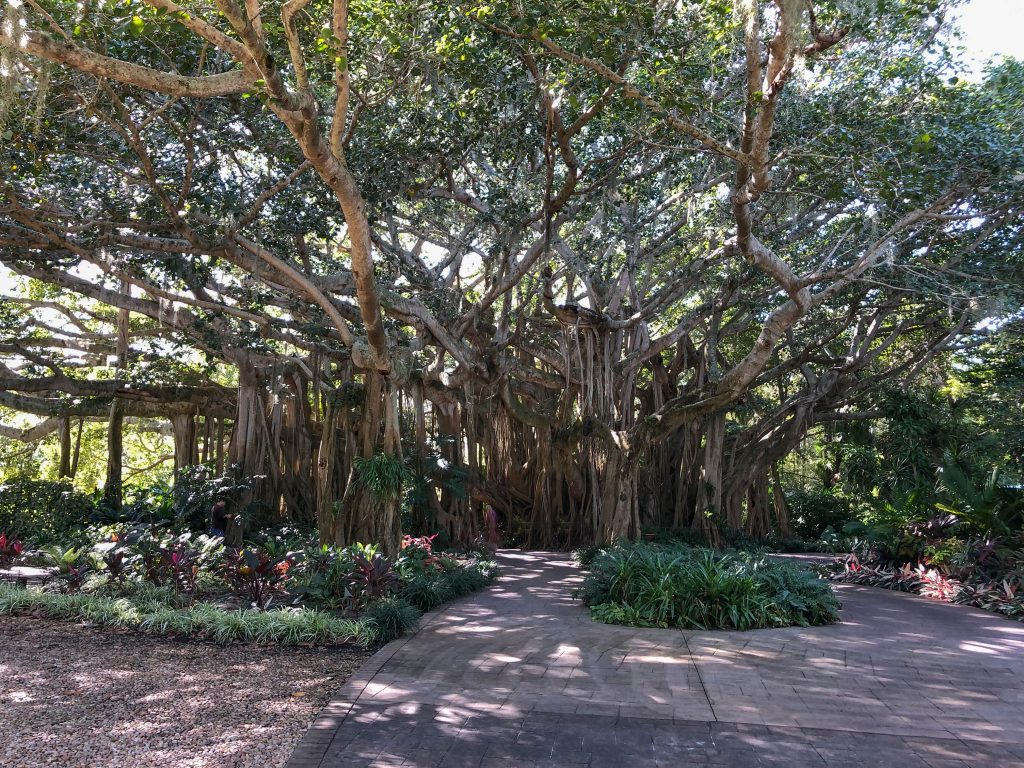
[{"left": 1, "top": 0, "right": 1021, "bottom": 549}]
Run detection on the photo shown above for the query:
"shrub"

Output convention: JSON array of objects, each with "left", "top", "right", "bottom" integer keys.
[
  {"left": 100, "top": 547, "right": 128, "bottom": 584},
  {"left": 441, "top": 563, "right": 492, "bottom": 596},
  {"left": 787, "top": 490, "right": 855, "bottom": 540},
  {"left": 42, "top": 544, "right": 91, "bottom": 591},
  {"left": 580, "top": 542, "right": 840, "bottom": 630},
  {"left": 294, "top": 543, "right": 396, "bottom": 611},
  {"left": 573, "top": 542, "right": 607, "bottom": 568},
  {"left": 292, "top": 544, "right": 359, "bottom": 609},
  {"left": 346, "top": 552, "right": 400, "bottom": 609},
  {"left": 168, "top": 465, "right": 256, "bottom": 531},
  {"left": 827, "top": 534, "right": 1024, "bottom": 623},
  {"left": 396, "top": 558, "right": 495, "bottom": 612},
  {"left": 399, "top": 573, "right": 453, "bottom": 612},
  {"left": 0, "top": 477, "right": 95, "bottom": 544},
  {"left": 397, "top": 534, "right": 441, "bottom": 577},
  {"left": 364, "top": 597, "right": 421, "bottom": 644},
  {"left": 956, "top": 579, "right": 1024, "bottom": 619},
  {"left": 126, "top": 532, "right": 224, "bottom": 599}
]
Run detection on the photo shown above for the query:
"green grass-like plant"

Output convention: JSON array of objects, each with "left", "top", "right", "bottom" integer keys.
[
  {"left": 397, "top": 558, "right": 496, "bottom": 612},
  {"left": 364, "top": 596, "right": 422, "bottom": 644},
  {"left": 0, "top": 581, "right": 368, "bottom": 646},
  {"left": 579, "top": 542, "right": 840, "bottom": 630}
]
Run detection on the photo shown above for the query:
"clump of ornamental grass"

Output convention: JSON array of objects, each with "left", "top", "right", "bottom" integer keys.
[{"left": 579, "top": 541, "right": 840, "bottom": 630}]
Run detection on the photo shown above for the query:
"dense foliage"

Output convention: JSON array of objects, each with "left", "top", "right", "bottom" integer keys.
[
  {"left": 0, "top": 0, "right": 1019, "bottom": 550},
  {"left": 0, "top": 518, "right": 497, "bottom": 645},
  {"left": 824, "top": 528, "right": 1024, "bottom": 622},
  {"left": 578, "top": 542, "right": 840, "bottom": 630},
  {"left": 0, "top": 477, "right": 96, "bottom": 543}
]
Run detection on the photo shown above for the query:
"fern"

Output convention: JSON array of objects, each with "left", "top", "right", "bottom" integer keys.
[{"left": 353, "top": 454, "right": 413, "bottom": 502}]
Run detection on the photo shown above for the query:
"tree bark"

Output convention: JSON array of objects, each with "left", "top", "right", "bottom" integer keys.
[
  {"left": 771, "top": 464, "right": 793, "bottom": 538},
  {"left": 335, "top": 371, "right": 402, "bottom": 555},
  {"left": 693, "top": 412, "right": 727, "bottom": 544},
  {"left": 170, "top": 413, "right": 198, "bottom": 474},
  {"left": 104, "top": 285, "right": 130, "bottom": 508},
  {"left": 225, "top": 355, "right": 276, "bottom": 544},
  {"left": 57, "top": 417, "right": 72, "bottom": 478}
]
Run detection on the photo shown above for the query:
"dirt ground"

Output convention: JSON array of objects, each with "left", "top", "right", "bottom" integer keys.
[{"left": 0, "top": 616, "right": 369, "bottom": 768}]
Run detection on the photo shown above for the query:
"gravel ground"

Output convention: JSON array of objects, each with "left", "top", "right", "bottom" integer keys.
[{"left": 0, "top": 616, "right": 371, "bottom": 768}]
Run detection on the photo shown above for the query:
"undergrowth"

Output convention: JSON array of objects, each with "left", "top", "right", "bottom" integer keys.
[
  {"left": 0, "top": 580, "right": 370, "bottom": 646},
  {"left": 0, "top": 553, "right": 499, "bottom": 645},
  {"left": 578, "top": 542, "right": 840, "bottom": 630}
]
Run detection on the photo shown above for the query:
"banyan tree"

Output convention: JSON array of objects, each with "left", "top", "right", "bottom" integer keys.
[{"left": 1, "top": 0, "right": 1021, "bottom": 550}]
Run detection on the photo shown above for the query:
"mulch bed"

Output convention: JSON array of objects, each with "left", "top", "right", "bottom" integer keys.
[{"left": 0, "top": 616, "right": 370, "bottom": 767}]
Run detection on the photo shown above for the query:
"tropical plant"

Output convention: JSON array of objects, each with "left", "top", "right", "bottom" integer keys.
[
  {"left": 364, "top": 597, "right": 421, "bottom": 644},
  {"left": 42, "top": 544, "right": 90, "bottom": 592},
  {"left": 396, "top": 534, "right": 440, "bottom": 578},
  {"left": 221, "top": 548, "right": 297, "bottom": 610},
  {"left": 956, "top": 579, "right": 1024, "bottom": 619},
  {"left": 936, "top": 459, "right": 1024, "bottom": 536},
  {"left": 353, "top": 455, "right": 413, "bottom": 503},
  {"left": 100, "top": 547, "right": 128, "bottom": 584},
  {"left": 580, "top": 542, "right": 839, "bottom": 630},
  {"left": 0, "top": 531, "right": 23, "bottom": 567},
  {"left": 292, "top": 544, "right": 359, "bottom": 609},
  {"left": 346, "top": 552, "right": 400, "bottom": 609}
]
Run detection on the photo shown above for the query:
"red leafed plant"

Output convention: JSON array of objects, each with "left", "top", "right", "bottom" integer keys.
[
  {"left": 399, "top": 534, "right": 440, "bottom": 576},
  {"left": 401, "top": 534, "right": 437, "bottom": 553},
  {"left": 346, "top": 552, "right": 400, "bottom": 608},
  {"left": 0, "top": 532, "right": 24, "bottom": 568},
  {"left": 916, "top": 564, "right": 962, "bottom": 601},
  {"left": 221, "top": 548, "right": 296, "bottom": 610}
]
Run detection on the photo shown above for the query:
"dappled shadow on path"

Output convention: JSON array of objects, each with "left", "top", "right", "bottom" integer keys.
[{"left": 289, "top": 550, "right": 1024, "bottom": 768}]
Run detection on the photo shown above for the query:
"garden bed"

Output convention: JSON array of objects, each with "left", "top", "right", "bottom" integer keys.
[
  {"left": 576, "top": 541, "right": 840, "bottom": 630},
  {"left": 0, "top": 615, "right": 369, "bottom": 768},
  {"left": 0, "top": 526, "right": 498, "bottom": 647},
  {"left": 822, "top": 542, "right": 1024, "bottom": 622}
]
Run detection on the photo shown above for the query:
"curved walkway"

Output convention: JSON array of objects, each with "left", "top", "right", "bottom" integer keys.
[{"left": 287, "top": 550, "right": 1024, "bottom": 768}]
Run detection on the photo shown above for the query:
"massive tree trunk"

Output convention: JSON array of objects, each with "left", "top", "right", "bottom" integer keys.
[
  {"left": 170, "top": 413, "right": 199, "bottom": 474},
  {"left": 225, "top": 355, "right": 277, "bottom": 544},
  {"left": 280, "top": 370, "right": 314, "bottom": 524},
  {"left": 693, "top": 412, "right": 727, "bottom": 544},
  {"left": 315, "top": 399, "right": 341, "bottom": 544},
  {"left": 70, "top": 417, "right": 84, "bottom": 479},
  {"left": 596, "top": 442, "right": 640, "bottom": 542},
  {"left": 315, "top": 363, "right": 360, "bottom": 546},
  {"left": 104, "top": 399, "right": 124, "bottom": 507},
  {"left": 334, "top": 370, "right": 402, "bottom": 555},
  {"left": 672, "top": 420, "right": 704, "bottom": 530},
  {"left": 771, "top": 464, "right": 794, "bottom": 538},
  {"left": 744, "top": 471, "right": 773, "bottom": 539}
]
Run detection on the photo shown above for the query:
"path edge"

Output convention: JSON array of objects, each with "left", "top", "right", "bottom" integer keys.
[{"left": 282, "top": 587, "right": 486, "bottom": 768}]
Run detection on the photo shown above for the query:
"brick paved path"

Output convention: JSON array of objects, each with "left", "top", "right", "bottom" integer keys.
[{"left": 286, "top": 550, "right": 1024, "bottom": 768}]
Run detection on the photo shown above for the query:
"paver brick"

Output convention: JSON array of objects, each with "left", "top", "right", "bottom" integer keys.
[{"left": 286, "top": 550, "right": 1024, "bottom": 768}]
